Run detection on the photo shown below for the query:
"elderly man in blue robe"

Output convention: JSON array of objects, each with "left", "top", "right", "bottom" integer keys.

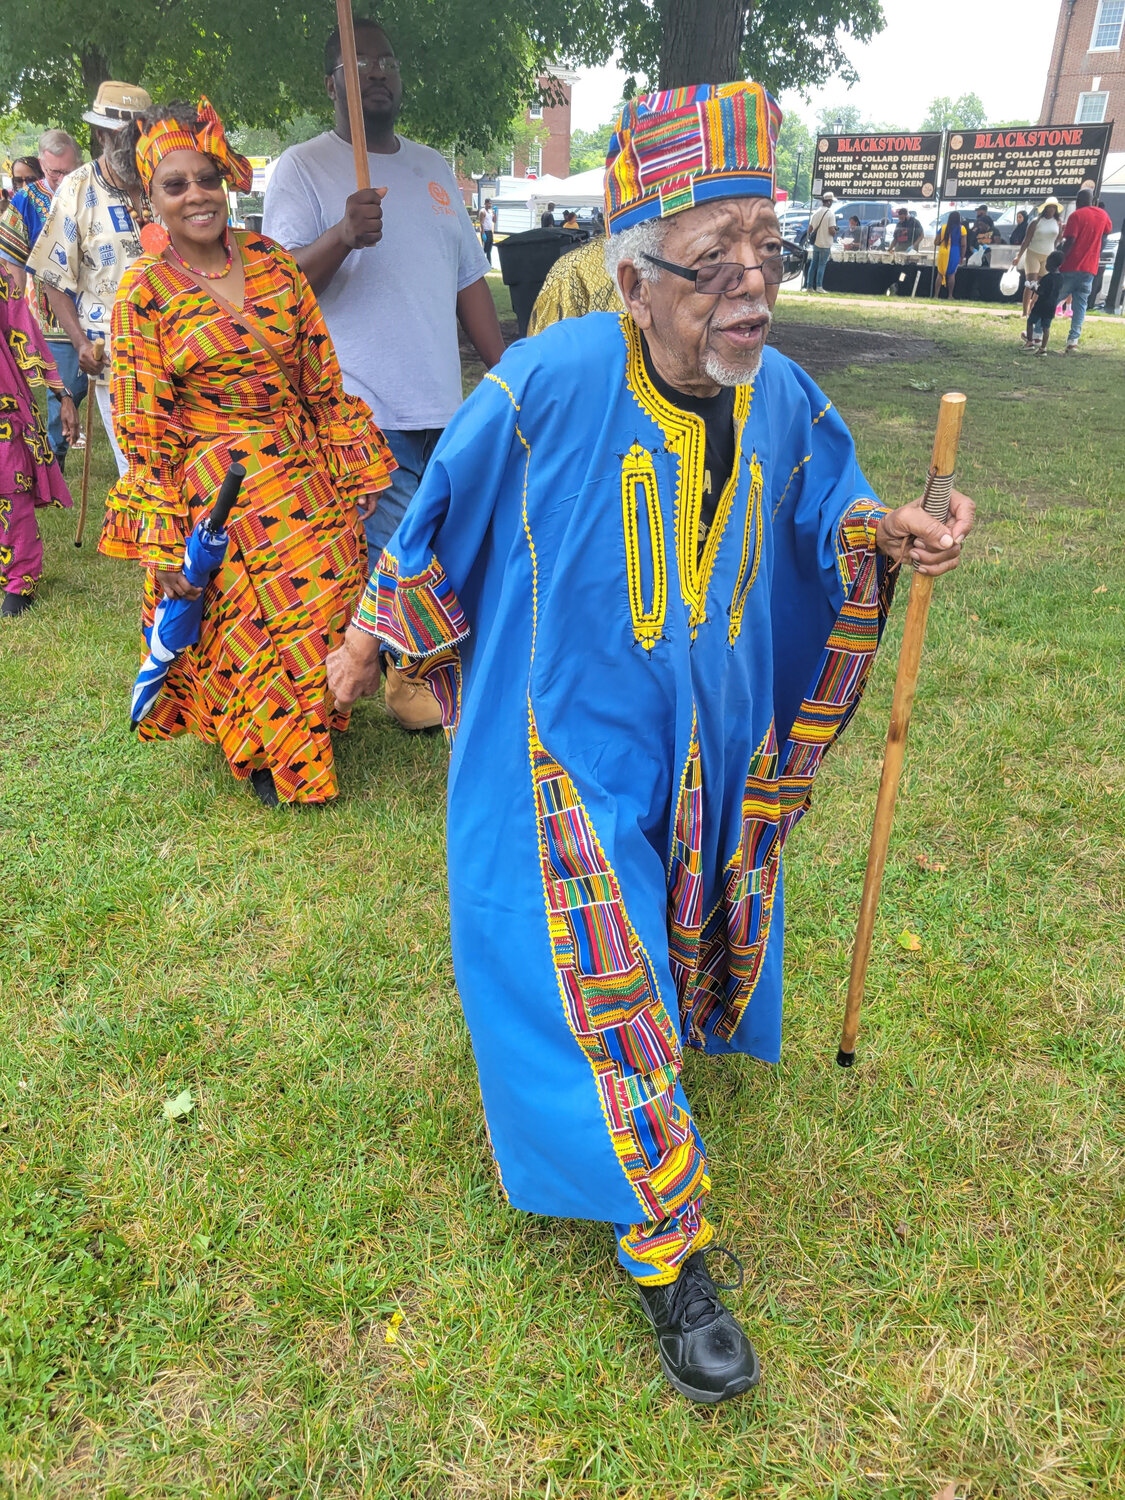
[{"left": 328, "top": 82, "right": 975, "bottom": 1404}]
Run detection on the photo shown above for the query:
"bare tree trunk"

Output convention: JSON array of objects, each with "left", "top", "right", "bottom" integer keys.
[
  {"left": 658, "top": 0, "right": 748, "bottom": 89},
  {"left": 80, "top": 48, "right": 111, "bottom": 96}
]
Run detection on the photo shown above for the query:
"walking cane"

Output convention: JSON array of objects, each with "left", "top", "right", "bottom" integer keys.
[
  {"left": 73, "top": 338, "right": 106, "bottom": 548},
  {"left": 837, "top": 391, "right": 966, "bottom": 1067}
]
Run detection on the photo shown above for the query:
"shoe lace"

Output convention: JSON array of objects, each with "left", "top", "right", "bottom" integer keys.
[{"left": 667, "top": 1244, "right": 745, "bottom": 1329}]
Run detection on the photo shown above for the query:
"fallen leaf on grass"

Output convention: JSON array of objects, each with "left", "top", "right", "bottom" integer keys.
[
  {"left": 915, "top": 853, "right": 948, "bottom": 873},
  {"left": 931, "top": 1486, "right": 960, "bottom": 1500},
  {"left": 385, "top": 1311, "right": 404, "bottom": 1344},
  {"left": 897, "top": 930, "right": 923, "bottom": 952},
  {"left": 162, "top": 1088, "right": 195, "bottom": 1122},
  {"left": 1093, "top": 584, "right": 1107, "bottom": 594}
]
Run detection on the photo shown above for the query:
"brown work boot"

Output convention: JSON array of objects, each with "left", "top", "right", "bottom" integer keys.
[{"left": 383, "top": 662, "right": 443, "bottom": 732}]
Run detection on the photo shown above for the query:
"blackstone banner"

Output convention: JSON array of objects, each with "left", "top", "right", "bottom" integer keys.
[
  {"left": 943, "top": 124, "right": 1112, "bottom": 201},
  {"left": 811, "top": 133, "right": 943, "bottom": 200}
]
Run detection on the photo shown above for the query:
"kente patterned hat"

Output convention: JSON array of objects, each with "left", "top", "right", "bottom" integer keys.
[
  {"left": 604, "top": 82, "right": 782, "bottom": 233},
  {"left": 136, "top": 97, "right": 253, "bottom": 194}
]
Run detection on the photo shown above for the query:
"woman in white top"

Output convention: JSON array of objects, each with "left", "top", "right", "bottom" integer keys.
[{"left": 1016, "top": 199, "right": 1062, "bottom": 317}]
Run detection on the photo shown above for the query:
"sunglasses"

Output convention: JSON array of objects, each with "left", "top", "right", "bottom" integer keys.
[
  {"left": 643, "top": 241, "right": 803, "bottom": 293},
  {"left": 156, "top": 170, "right": 225, "bottom": 196},
  {"left": 12, "top": 174, "right": 36, "bottom": 188}
]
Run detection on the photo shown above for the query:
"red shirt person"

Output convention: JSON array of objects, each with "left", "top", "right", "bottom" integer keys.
[{"left": 1056, "top": 190, "right": 1113, "bottom": 352}]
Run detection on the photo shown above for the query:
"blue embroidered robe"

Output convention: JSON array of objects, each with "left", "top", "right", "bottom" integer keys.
[{"left": 361, "top": 312, "right": 893, "bottom": 1241}]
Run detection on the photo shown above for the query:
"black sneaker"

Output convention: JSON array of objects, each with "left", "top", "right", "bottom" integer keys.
[
  {"left": 633, "top": 1246, "right": 760, "bottom": 1404},
  {"left": 2, "top": 592, "right": 36, "bottom": 618},
  {"left": 249, "top": 768, "right": 280, "bottom": 807}
]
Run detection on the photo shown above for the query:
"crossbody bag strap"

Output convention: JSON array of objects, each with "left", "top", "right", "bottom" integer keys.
[{"left": 164, "top": 250, "right": 315, "bottom": 422}]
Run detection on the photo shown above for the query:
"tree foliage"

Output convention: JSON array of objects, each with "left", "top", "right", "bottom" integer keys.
[
  {"left": 774, "top": 111, "right": 814, "bottom": 204},
  {"left": 921, "top": 93, "right": 988, "bottom": 131},
  {"left": 1, "top": 0, "right": 887, "bottom": 156},
  {"left": 0, "top": 0, "right": 617, "bottom": 152},
  {"left": 570, "top": 115, "right": 620, "bottom": 174}
]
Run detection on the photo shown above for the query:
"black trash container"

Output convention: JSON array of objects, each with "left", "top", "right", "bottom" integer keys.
[
  {"left": 497, "top": 227, "right": 587, "bottom": 337},
  {"left": 243, "top": 213, "right": 264, "bottom": 233}
]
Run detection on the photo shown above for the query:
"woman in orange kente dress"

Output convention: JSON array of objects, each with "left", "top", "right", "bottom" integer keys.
[{"left": 100, "top": 101, "right": 394, "bottom": 805}]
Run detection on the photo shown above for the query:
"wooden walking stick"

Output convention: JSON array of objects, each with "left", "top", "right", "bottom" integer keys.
[
  {"left": 837, "top": 391, "right": 967, "bottom": 1067},
  {"left": 73, "top": 337, "right": 106, "bottom": 547},
  {"left": 335, "top": 0, "right": 372, "bottom": 193}
]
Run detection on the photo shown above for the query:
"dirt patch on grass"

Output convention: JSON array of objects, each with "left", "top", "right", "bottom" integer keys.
[
  {"left": 462, "top": 317, "right": 936, "bottom": 385},
  {"left": 768, "top": 322, "right": 937, "bottom": 376}
]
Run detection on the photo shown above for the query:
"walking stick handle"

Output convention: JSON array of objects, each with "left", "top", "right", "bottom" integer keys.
[
  {"left": 74, "top": 338, "right": 106, "bottom": 548},
  {"left": 836, "top": 393, "right": 966, "bottom": 1066},
  {"left": 335, "top": 1, "right": 372, "bottom": 193}
]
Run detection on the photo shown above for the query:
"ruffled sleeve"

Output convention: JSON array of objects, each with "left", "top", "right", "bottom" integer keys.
[
  {"left": 289, "top": 257, "right": 395, "bottom": 504},
  {"left": 99, "top": 270, "right": 190, "bottom": 568}
]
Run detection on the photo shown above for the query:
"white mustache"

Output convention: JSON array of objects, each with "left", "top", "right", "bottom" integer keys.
[
  {"left": 712, "top": 301, "right": 772, "bottom": 331},
  {"left": 714, "top": 301, "right": 774, "bottom": 331}
]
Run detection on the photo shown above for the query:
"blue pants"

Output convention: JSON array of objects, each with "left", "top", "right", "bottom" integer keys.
[
  {"left": 1057, "top": 271, "right": 1095, "bottom": 345},
  {"left": 362, "top": 427, "right": 443, "bottom": 575},
  {"left": 45, "top": 340, "right": 88, "bottom": 470},
  {"left": 805, "top": 245, "right": 831, "bottom": 290}
]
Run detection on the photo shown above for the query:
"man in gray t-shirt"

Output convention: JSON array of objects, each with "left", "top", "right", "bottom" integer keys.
[{"left": 263, "top": 18, "right": 505, "bottom": 565}]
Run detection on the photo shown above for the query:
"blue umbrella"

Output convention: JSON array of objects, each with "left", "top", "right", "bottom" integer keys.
[{"left": 130, "top": 462, "right": 246, "bottom": 729}]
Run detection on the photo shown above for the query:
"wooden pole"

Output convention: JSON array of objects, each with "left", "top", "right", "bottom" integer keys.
[
  {"left": 837, "top": 392, "right": 967, "bottom": 1066},
  {"left": 73, "top": 338, "right": 106, "bottom": 548},
  {"left": 335, "top": 0, "right": 372, "bottom": 192}
]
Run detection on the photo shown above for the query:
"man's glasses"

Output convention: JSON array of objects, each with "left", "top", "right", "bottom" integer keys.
[
  {"left": 335, "top": 54, "right": 400, "bottom": 75},
  {"left": 643, "top": 243, "right": 803, "bottom": 293},
  {"left": 156, "top": 171, "right": 224, "bottom": 197}
]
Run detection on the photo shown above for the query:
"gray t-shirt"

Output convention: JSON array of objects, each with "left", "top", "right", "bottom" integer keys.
[{"left": 263, "top": 131, "right": 490, "bottom": 431}]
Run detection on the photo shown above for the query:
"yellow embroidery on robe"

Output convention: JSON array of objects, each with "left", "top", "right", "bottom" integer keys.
[
  {"left": 622, "top": 316, "right": 751, "bottom": 638},
  {"left": 620, "top": 442, "right": 667, "bottom": 651}
]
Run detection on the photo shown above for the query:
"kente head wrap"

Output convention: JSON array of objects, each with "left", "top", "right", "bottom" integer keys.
[
  {"left": 604, "top": 82, "right": 782, "bottom": 234},
  {"left": 136, "top": 97, "right": 253, "bottom": 194}
]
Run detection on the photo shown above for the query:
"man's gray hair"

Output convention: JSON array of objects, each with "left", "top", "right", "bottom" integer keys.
[
  {"left": 603, "top": 218, "right": 669, "bottom": 287},
  {"left": 38, "top": 128, "right": 80, "bottom": 162}
]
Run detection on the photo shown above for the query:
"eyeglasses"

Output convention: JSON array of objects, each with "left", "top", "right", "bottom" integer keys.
[
  {"left": 12, "top": 175, "right": 35, "bottom": 188},
  {"left": 643, "top": 241, "right": 802, "bottom": 293},
  {"left": 156, "top": 171, "right": 224, "bottom": 196},
  {"left": 335, "top": 54, "right": 400, "bottom": 75}
]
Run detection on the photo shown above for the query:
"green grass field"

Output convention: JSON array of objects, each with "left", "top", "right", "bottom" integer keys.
[{"left": 2, "top": 292, "right": 1123, "bottom": 1499}]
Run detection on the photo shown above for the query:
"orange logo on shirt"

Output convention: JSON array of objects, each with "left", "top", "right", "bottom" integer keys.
[{"left": 428, "top": 180, "right": 455, "bottom": 216}]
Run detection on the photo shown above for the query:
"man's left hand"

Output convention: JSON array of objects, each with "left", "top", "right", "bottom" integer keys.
[
  {"left": 876, "top": 490, "right": 975, "bottom": 576},
  {"left": 59, "top": 394, "right": 79, "bottom": 447},
  {"left": 355, "top": 493, "right": 378, "bottom": 521}
]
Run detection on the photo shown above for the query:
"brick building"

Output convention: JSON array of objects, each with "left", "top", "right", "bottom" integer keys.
[
  {"left": 510, "top": 66, "right": 579, "bottom": 179},
  {"left": 1040, "top": 0, "right": 1125, "bottom": 149},
  {"left": 456, "top": 67, "right": 578, "bottom": 207}
]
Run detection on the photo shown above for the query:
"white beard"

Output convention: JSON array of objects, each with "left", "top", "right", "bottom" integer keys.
[
  {"left": 702, "top": 345, "right": 764, "bottom": 387},
  {"left": 704, "top": 301, "right": 771, "bottom": 387}
]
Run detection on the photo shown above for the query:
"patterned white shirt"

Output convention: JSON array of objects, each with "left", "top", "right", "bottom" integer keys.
[{"left": 27, "top": 161, "right": 145, "bottom": 351}]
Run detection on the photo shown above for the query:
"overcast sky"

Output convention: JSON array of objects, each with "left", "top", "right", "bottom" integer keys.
[{"left": 569, "top": 0, "right": 1062, "bottom": 134}]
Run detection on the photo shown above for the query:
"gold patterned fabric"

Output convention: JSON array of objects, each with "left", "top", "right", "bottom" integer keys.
[{"left": 527, "top": 238, "right": 623, "bottom": 336}]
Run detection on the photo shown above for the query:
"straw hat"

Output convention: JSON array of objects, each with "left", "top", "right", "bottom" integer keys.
[
  {"left": 1041, "top": 196, "right": 1062, "bottom": 211},
  {"left": 83, "top": 81, "right": 153, "bottom": 131}
]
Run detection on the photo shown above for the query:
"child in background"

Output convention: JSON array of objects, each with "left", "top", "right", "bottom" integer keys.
[{"left": 1024, "top": 250, "right": 1065, "bottom": 355}]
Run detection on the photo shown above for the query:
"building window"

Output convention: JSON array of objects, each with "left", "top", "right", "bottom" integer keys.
[
  {"left": 1076, "top": 91, "right": 1109, "bottom": 122},
  {"left": 529, "top": 103, "right": 543, "bottom": 120},
  {"left": 531, "top": 144, "right": 543, "bottom": 176},
  {"left": 1090, "top": 0, "right": 1124, "bottom": 51}
]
